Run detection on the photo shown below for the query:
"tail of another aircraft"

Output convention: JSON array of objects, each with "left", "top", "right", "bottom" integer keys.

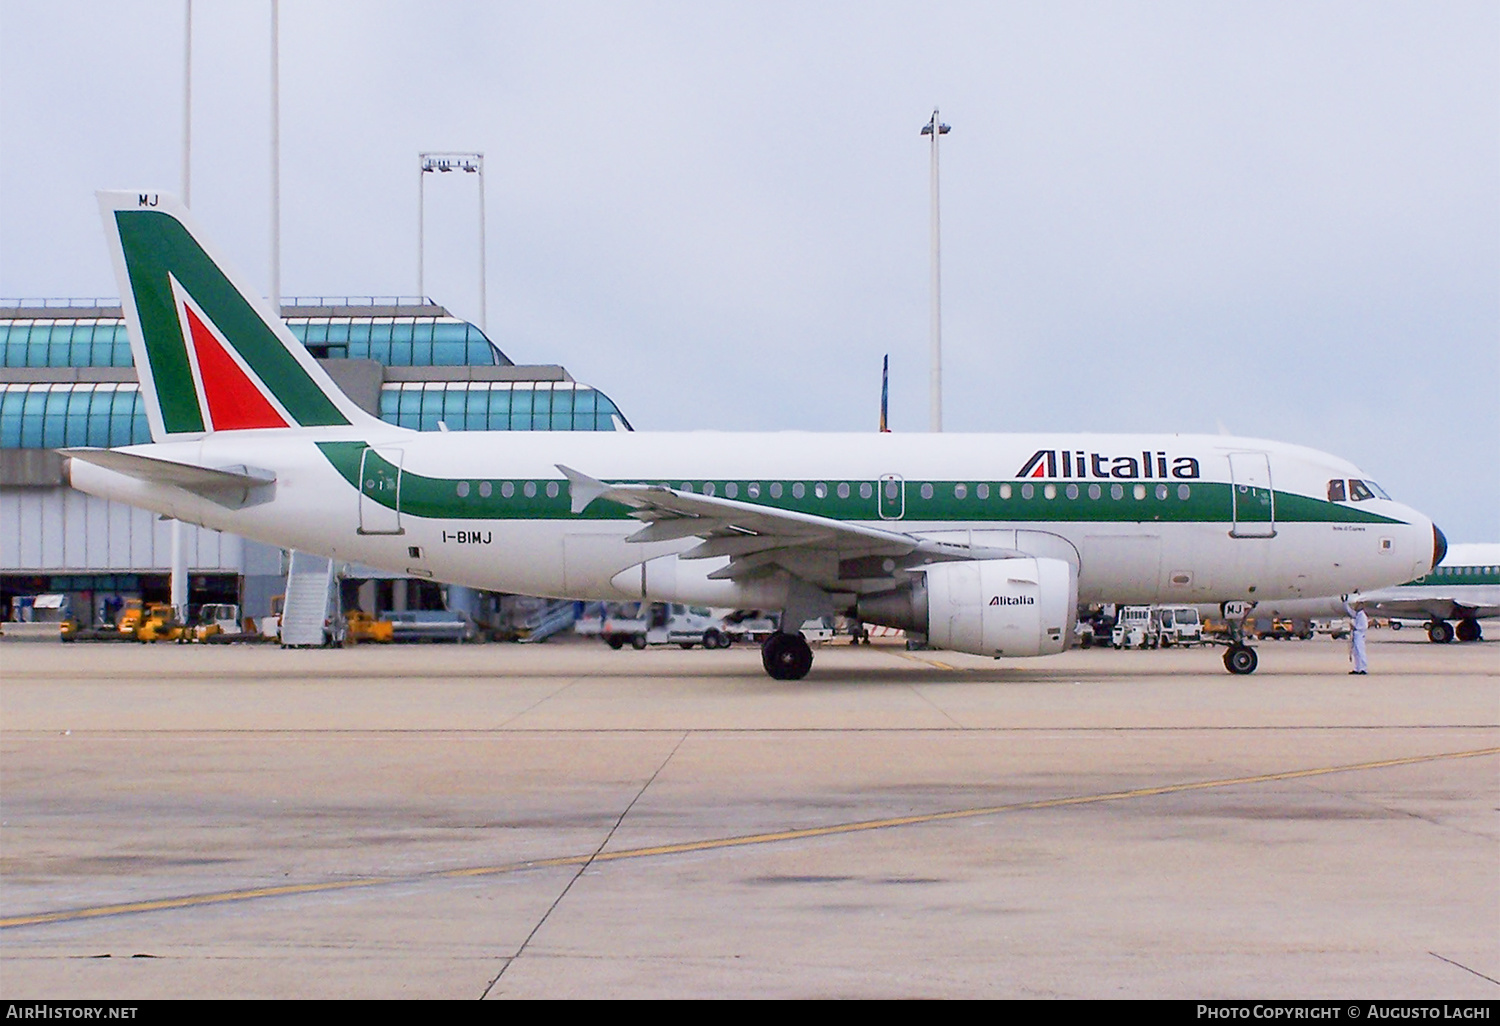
[{"left": 97, "top": 191, "right": 381, "bottom": 442}]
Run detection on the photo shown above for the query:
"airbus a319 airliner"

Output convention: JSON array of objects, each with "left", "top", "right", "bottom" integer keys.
[{"left": 64, "top": 192, "right": 1447, "bottom": 680}]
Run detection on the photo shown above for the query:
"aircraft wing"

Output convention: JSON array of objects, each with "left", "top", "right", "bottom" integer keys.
[
  {"left": 559, "top": 464, "right": 1018, "bottom": 584},
  {"left": 62, "top": 448, "right": 276, "bottom": 509},
  {"left": 1362, "top": 597, "right": 1500, "bottom": 621}
]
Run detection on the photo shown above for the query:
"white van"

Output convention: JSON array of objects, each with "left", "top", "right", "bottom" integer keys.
[{"left": 600, "top": 602, "right": 729, "bottom": 649}]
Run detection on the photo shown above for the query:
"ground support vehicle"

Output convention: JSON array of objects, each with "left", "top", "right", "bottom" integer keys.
[
  {"left": 1249, "top": 616, "right": 1313, "bottom": 641},
  {"left": 720, "top": 610, "right": 778, "bottom": 645},
  {"left": 1074, "top": 607, "right": 1116, "bottom": 649},
  {"left": 385, "top": 610, "right": 473, "bottom": 643},
  {"left": 799, "top": 617, "right": 838, "bottom": 644},
  {"left": 135, "top": 604, "right": 185, "bottom": 643},
  {"left": 1111, "top": 606, "right": 1157, "bottom": 649},
  {"left": 344, "top": 610, "right": 395, "bottom": 644},
  {"left": 598, "top": 602, "right": 731, "bottom": 649},
  {"left": 188, "top": 603, "right": 262, "bottom": 643},
  {"left": 599, "top": 602, "right": 649, "bottom": 649},
  {"left": 1152, "top": 606, "right": 1203, "bottom": 647}
]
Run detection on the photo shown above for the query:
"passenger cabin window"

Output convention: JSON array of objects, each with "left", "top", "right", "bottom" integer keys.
[
  {"left": 1348, "top": 479, "right": 1375, "bottom": 501},
  {"left": 1327, "top": 479, "right": 1346, "bottom": 502}
]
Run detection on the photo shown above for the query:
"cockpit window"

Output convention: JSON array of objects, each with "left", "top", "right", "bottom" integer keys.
[
  {"left": 1327, "top": 479, "right": 1347, "bottom": 502},
  {"left": 1365, "top": 480, "right": 1390, "bottom": 499},
  {"left": 1348, "top": 479, "right": 1390, "bottom": 501}
]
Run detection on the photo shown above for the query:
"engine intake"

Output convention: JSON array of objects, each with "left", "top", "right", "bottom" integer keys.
[{"left": 856, "top": 557, "right": 1078, "bottom": 658}]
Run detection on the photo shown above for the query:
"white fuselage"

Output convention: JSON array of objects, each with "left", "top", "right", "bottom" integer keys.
[
  {"left": 1236, "top": 543, "right": 1499, "bottom": 623},
  {"left": 66, "top": 426, "right": 1439, "bottom": 614}
]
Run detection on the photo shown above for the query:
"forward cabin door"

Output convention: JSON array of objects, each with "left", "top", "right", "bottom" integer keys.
[
  {"left": 1228, "top": 451, "right": 1275, "bottom": 538},
  {"left": 358, "top": 446, "right": 404, "bottom": 535}
]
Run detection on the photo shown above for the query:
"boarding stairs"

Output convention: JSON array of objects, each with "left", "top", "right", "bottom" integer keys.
[
  {"left": 280, "top": 550, "right": 336, "bottom": 647},
  {"left": 518, "top": 599, "right": 578, "bottom": 644}
]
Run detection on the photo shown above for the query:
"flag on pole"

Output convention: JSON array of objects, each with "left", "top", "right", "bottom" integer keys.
[{"left": 879, "top": 354, "right": 890, "bottom": 432}]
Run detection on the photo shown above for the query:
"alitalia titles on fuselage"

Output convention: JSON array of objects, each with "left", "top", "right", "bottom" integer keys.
[{"left": 1017, "top": 449, "right": 1201, "bottom": 480}]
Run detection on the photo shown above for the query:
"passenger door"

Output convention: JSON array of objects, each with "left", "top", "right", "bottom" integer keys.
[
  {"left": 1228, "top": 451, "right": 1275, "bottom": 538},
  {"left": 358, "top": 446, "right": 404, "bottom": 535}
]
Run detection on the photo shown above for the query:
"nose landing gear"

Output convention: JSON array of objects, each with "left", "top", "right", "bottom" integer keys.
[{"left": 1223, "top": 645, "right": 1259, "bottom": 675}]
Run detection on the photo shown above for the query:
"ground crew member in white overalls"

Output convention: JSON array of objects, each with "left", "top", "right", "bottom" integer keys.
[{"left": 1344, "top": 599, "right": 1368, "bottom": 675}]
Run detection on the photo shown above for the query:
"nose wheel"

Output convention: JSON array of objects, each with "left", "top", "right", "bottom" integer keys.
[
  {"left": 762, "top": 631, "right": 814, "bottom": 680},
  {"left": 1223, "top": 644, "right": 1258, "bottom": 675}
]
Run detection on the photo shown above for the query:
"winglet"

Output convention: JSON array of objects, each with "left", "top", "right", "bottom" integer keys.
[{"left": 557, "top": 464, "right": 609, "bottom": 514}]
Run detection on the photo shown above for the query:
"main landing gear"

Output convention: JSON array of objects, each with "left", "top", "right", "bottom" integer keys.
[
  {"left": 762, "top": 631, "right": 814, "bottom": 681},
  {"left": 1431, "top": 618, "right": 1484, "bottom": 643}
]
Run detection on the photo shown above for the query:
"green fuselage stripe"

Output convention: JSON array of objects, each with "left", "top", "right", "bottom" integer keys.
[
  {"left": 1403, "top": 568, "right": 1500, "bottom": 586},
  {"left": 318, "top": 442, "right": 1404, "bottom": 528}
]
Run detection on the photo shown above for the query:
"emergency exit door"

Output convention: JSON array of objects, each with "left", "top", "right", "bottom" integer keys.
[{"left": 877, "top": 475, "right": 904, "bottom": 519}]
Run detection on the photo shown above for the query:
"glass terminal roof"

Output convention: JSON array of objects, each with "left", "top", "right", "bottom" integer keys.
[
  {"left": 0, "top": 317, "right": 510, "bottom": 368},
  {"left": 1, "top": 381, "right": 630, "bottom": 449}
]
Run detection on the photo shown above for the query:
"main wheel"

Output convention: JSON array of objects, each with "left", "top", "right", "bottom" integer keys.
[
  {"left": 761, "top": 632, "right": 813, "bottom": 680},
  {"left": 1427, "top": 621, "right": 1454, "bottom": 644},
  {"left": 1456, "top": 618, "right": 1482, "bottom": 642},
  {"left": 1223, "top": 645, "right": 1258, "bottom": 675}
]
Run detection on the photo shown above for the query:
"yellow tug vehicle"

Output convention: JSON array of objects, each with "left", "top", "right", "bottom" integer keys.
[
  {"left": 135, "top": 603, "right": 184, "bottom": 643},
  {"left": 345, "top": 610, "right": 395, "bottom": 644}
]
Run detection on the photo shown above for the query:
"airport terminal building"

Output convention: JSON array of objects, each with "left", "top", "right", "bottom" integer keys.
[{"left": 0, "top": 297, "right": 631, "bottom": 630}]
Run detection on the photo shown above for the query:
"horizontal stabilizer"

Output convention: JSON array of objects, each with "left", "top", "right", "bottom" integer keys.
[{"left": 62, "top": 448, "right": 276, "bottom": 509}]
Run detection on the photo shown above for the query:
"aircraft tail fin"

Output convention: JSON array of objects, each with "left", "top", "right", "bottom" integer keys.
[{"left": 97, "top": 191, "right": 382, "bottom": 442}]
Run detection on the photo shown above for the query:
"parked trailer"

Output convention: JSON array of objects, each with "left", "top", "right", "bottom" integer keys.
[{"left": 385, "top": 610, "right": 474, "bottom": 643}]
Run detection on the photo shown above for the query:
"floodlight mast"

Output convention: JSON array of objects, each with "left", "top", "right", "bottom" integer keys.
[
  {"left": 174, "top": 0, "right": 195, "bottom": 620},
  {"left": 921, "top": 109, "right": 950, "bottom": 433},
  {"left": 417, "top": 152, "right": 488, "bottom": 329}
]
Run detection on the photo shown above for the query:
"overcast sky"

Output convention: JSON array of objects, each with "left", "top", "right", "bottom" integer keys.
[{"left": 2, "top": 1, "right": 1496, "bottom": 540}]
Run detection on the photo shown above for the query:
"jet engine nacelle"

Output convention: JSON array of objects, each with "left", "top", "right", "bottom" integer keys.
[{"left": 857, "top": 557, "right": 1078, "bottom": 658}]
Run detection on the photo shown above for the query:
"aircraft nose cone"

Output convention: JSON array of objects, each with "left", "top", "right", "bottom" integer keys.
[{"left": 1432, "top": 524, "right": 1448, "bottom": 571}]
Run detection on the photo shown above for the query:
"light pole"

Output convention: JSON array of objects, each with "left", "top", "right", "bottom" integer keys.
[
  {"left": 269, "top": 0, "right": 280, "bottom": 310},
  {"left": 182, "top": 0, "right": 192, "bottom": 206},
  {"left": 417, "top": 152, "right": 487, "bottom": 329},
  {"left": 172, "top": 0, "right": 196, "bottom": 622},
  {"left": 921, "top": 109, "right": 950, "bottom": 433}
]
